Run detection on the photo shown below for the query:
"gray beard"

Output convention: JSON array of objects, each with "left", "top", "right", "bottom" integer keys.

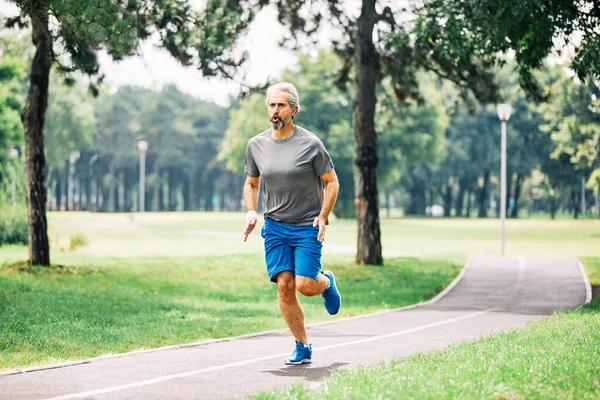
[{"left": 270, "top": 116, "right": 290, "bottom": 131}]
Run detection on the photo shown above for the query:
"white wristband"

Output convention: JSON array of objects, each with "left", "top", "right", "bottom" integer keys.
[{"left": 246, "top": 210, "right": 258, "bottom": 221}]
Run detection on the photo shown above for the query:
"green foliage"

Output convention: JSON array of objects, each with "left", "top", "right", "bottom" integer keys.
[
  {"left": 539, "top": 74, "right": 600, "bottom": 193},
  {"left": 0, "top": 33, "right": 27, "bottom": 165},
  {"left": 378, "top": 73, "right": 450, "bottom": 189},
  {"left": 44, "top": 73, "right": 96, "bottom": 169},
  {"left": 219, "top": 93, "right": 271, "bottom": 174},
  {"left": 7, "top": 0, "right": 254, "bottom": 84},
  {"left": 421, "top": 0, "right": 600, "bottom": 98},
  {"left": 581, "top": 256, "right": 600, "bottom": 287},
  {"left": 0, "top": 205, "right": 27, "bottom": 246}
]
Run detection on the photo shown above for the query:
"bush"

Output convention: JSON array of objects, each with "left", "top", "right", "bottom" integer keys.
[
  {"left": 0, "top": 205, "right": 28, "bottom": 246},
  {"left": 69, "top": 234, "right": 88, "bottom": 251}
]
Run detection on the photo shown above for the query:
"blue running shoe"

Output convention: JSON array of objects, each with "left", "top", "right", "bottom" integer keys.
[
  {"left": 322, "top": 270, "right": 341, "bottom": 315},
  {"left": 284, "top": 341, "right": 312, "bottom": 365}
]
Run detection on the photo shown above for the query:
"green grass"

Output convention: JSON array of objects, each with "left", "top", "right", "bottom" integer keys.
[
  {"left": 1, "top": 212, "right": 599, "bottom": 264},
  {"left": 252, "top": 257, "right": 600, "bottom": 400},
  {"left": 0, "top": 255, "right": 459, "bottom": 371},
  {"left": 581, "top": 256, "right": 600, "bottom": 285}
]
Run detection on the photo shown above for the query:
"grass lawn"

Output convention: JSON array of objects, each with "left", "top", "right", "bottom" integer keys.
[
  {"left": 252, "top": 257, "right": 600, "bottom": 400},
  {"left": 2, "top": 212, "right": 600, "bottom": 264}
]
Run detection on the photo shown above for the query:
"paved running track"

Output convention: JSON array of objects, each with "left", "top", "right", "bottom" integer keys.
[{"left": 0, "top": 256, "right": 592, "bottom": 400}]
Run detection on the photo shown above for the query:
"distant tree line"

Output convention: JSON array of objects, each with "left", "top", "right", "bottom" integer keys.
[{"left": 2, "top": 43, "right": 599, "bottom": 221}]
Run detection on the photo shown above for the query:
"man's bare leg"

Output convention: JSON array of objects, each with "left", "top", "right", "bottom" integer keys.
[
  {"left": 295, "top": 274, "right": 329, "bottom": 297},
  {"left": 276, "top": 271, "right": 308, "bottom": 345}
]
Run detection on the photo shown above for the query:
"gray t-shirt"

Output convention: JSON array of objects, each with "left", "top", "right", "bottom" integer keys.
[{"left": 244, "top": 126, "right": 334, "bottom": 225}]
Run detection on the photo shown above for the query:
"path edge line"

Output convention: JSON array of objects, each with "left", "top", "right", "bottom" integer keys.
[{"left": 575, "top": 258, "right": 593, "bottom": 305}]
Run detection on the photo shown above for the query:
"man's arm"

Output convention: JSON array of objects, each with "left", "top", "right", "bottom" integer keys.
[
  {"left": 243, "top": 175, "right": 261, "bottom": 242},
  {"left": 313, "top": 168, "right": 340, "bottom": 242}
]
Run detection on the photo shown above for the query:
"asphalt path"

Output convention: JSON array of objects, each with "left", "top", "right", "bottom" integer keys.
[{"left": 0, "top": 256, "right": 591, "bottom": 400}]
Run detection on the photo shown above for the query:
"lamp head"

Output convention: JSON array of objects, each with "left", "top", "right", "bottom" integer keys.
[
  {"left": 137, "top": 140, "right": 148, "bottom": 153},
  {"left": 497, "top": 104, "right": 512, "bottom": 121}
]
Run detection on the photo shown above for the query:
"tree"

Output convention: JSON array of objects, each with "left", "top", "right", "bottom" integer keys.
[
  {"left": 0, "top": 33, "right": 27, "bottom": 181},
  {"left": 539, "top": 69, "right": 600, "bottom": 216},
  {"left": 377, "top": 77, "right": 448, "bottom": 216},
  {"left": 270, "top": 0, "right": 499, "bottom": 264},
  {"left": 424, "top": 0, "right": 600, "bottom": 98},
  {"left": 219, "top": 93, "right": 267, "bottom": 174},
  {"left": 3, "top": 0, "right": 253, "bottom": 265},
  {"left": 44, "top": 75, "right": 95, "bottom": 211}
]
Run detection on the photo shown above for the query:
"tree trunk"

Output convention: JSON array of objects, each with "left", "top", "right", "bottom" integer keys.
[
  {"left": 407, "top": 182, "right": 427, "bottom": 215},
  {"left": 466, "top": 190, "right": 472, "bottom": 218},
  {"left": 183, "top": 174, "right": 190, "bottom": 211},
  {"left": 353, "top": 0, "right": 382, "bottom": 265},
  {"left": 158, "top": 170, "right": 166, "bottom": 211},
  {"left": 385, "top": 189, "right": 391, "bottom": 218},
  {"left": 572, "top": 186, "right": 580, "bottom": 219},
  {"left": 64, "top": 159, "right": 70, "bottom": 211},
  {"left": 455, "top": 178, "right": 467, "bottom": 217},
  {"left": 203, "top": 168, "right": 217, "bottom": 211},
  {"left": 124, "top": 166, "right": 133, "bottom": 212},
  {"left": 22, "top": 9, "right": 52, "bottom": 265},
  {"left": 505, "top": 172, "right": 513, "bottom": 218},
  {"left": 116, "top": 170, "right": 122, "bottom": 212},
  {"left": 169, "top": 167, "right": 177, "bottom": 211},
  {"left": 510, "top": 173, "right": 523, "bottom": 218},
  {"left": 550, "top": 195, "right": 557, "bottom": 219},
  {"left": 54, "top": 168, "right": 62, "bottom": 211},
  {"left": 82, "top": 172, "right": 90, "bottom": 211},
  {"left": 443, "top": 182, "right": 452, "bottom": 217},
  {"left": 477, "top": 171, "right": 490, "bottom": 218}
]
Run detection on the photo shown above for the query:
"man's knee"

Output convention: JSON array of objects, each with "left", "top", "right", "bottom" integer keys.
[{"left": 276, "top": 272, "right": 296, "bottom": 301}]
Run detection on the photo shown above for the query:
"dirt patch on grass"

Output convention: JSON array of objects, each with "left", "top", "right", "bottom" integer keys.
[{"left": 1, "top": 261, "right": 97, "bottom": 276}]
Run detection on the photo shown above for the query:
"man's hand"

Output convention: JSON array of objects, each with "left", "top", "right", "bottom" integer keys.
[
  {"left": 313, "top": 216, "right": 326, "bottom": 242},
  {"left": 244, "top": 217, "right": 257, "bottom": 242}
]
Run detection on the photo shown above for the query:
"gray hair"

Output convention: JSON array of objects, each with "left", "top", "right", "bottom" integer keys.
[{"left": 265, "top": 82, "right": 301, "bottom": 113}]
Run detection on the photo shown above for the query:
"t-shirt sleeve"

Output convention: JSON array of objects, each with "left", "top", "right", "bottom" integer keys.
[
  {"left": 244, "top": 141, "right": 260, "bottom": 177},
  {"left": 313, "top": 140, "right": 334, "bottom": 176}
]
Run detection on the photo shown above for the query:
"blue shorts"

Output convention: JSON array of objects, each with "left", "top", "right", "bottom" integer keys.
[{"left": 260, "top": 218, "right": 323, "bottom": 283}]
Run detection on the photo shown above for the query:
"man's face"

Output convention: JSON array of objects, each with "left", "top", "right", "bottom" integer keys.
[{"left": 268, "top": 91, "right": 296, "bottom": 131}]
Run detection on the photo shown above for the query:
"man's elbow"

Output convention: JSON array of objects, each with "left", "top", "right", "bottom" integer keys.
[{"left": 245, "top": 181, "right": 260, "bottom": 191}]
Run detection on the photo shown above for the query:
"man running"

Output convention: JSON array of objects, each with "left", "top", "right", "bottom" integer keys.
[{"left": 243, "top": 82, "right": 341, "bottom": 365}]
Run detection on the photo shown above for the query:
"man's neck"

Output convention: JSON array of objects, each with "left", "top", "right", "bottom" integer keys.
[{"left": 271, "top": 122, "right": 295, "bottom": 140}]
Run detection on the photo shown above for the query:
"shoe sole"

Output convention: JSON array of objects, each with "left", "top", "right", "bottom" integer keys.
[{"left": 284, "top": 358, "right": 312, "bottom": 365}]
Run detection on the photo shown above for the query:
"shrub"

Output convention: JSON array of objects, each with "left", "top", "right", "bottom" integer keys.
[
  {"left": 69, "top": 233, "right": 88, "bottom": 251},
  {"left": 0, "top": 205, "right": 28, "bottom": 246}
]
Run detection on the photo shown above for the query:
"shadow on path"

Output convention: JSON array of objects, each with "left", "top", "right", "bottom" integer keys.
[{"left": 261, "top": 362, "right": 349, "bottom": 381}]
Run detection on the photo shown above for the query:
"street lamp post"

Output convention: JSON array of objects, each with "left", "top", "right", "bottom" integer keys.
[
  {"left": 9, "top": 148, "right": 18, "bottom": 210},
  {"left": 68, "top": 151, "right": 80, "bottom": 211},
  {"left": 137, "top": 140, "right": 148, "bottom": 213},
  {"left": 497, "top": 104, "right": 512, "bottom": 256}
]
